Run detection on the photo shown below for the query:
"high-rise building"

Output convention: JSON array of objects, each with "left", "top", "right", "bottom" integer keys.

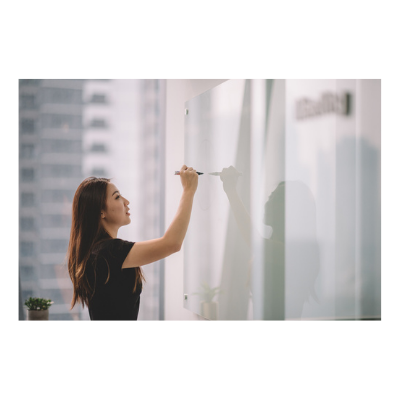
[{"left": 19, "top": 79, "right": 84, "bottom": 320}]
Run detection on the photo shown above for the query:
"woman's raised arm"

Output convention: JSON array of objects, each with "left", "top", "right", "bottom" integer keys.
[{"left": 122, "top": 165, "right": 198, "bottom": 269}]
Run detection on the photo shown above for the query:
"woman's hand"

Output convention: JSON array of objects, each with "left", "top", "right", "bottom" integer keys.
[{"left": 180, "top": 165, "right": 198, "bottom": 194}]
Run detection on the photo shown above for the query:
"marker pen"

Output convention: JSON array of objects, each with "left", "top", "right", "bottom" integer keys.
[
  {"left": 209, "top": 171, "right": 243, "bottom": 176},
  {"left": 174, "top": 171, "right": 204, "bottom": 175},
  {"left": 174, "top": 171, "right": 242, "bottom": 176}
]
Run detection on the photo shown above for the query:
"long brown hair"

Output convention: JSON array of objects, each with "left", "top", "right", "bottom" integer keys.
[{"left": 67, "top": 177, "right": 145, "bottom": 310}]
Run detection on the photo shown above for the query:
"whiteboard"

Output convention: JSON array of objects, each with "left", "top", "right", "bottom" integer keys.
[{"left": 183, "top": 79, "right": 380, "bottom": 320}]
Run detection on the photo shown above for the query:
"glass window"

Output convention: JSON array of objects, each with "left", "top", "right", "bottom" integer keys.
[
  {"left": 41, "top": 190, "right": 74, "bottom": 203},
  {"left": 90, "top": 94, "right": 107, "bottom": 103},
  {"left": 41, "top": 165, "right": 81, "bottom": 178},
  {"left": 20, "top": 79, "right": 41, "bottom": 86},
  {"left": 21, "top": 289, "right": 34, "bottom": 300},
  {"left": 41, "top": 140, "right": 81, "bottom": 153},
  {"left": 20, "top": 94, "right": 36, "bottom": 109},
  {"left": 39, "top": 264, "right": 59, "bottom": 280},
  {"left": 20, "top": 217, "right": 35, "bottom": 231},
  {"left": 20, "top": 119, "right": 35, "bottom": 133},
  {"left": 41, "top": 214, "right": 72, "bottom": 228},
  {"left": 21, "top": 168, "right": 35, "bottom": 182},
  {"left": 21, "top": 242, "right": 34, "bottom": 257},
  {"left": 42, "top": 88, "right": 82, "bottom": 104},
  {"left": 41, "top": 114, "right": 82, "bottom": 129},
  {"left": 90, "top": 119, "right": 107, "bottom": 128},
  {"left": 21, "top": 192, "right": 35, "bottom": 206},
  {"left": 20, "top": 265, "right": 36, "bottom": 280},
  {"left": 20, "top": 144, "right": 35, "bottom": 159},
  {"left": 90, "top": 143, "right": 107, "bottom": 152},
  {"left": 41, "top": 240, "right": 69, "bottom": 253}
]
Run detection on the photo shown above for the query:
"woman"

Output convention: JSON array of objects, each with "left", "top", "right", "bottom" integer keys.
[{"left": 67, "top": 165, "right": 198, "bottom": 320}]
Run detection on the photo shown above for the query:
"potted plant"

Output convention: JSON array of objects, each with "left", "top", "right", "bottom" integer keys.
[
  {"left": 24, "top": 297, "right": 53, "bottom": 320},
  {"left": 193, "top": 282, "right": 222, "bottom": 320}
]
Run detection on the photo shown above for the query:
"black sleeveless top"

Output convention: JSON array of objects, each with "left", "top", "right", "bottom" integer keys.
[{"left": 87, "top": 238, "right": 142, "bottom": 320}]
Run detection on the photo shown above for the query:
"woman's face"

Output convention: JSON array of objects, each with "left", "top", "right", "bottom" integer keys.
[{"left": 101, "top": 182, "right": 131, "bottom": 228}]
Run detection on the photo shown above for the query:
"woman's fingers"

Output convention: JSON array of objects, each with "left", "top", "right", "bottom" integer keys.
[
  {"left": 180, "top": 165, "right": 196, "bottom": 174},
  {"left": 179, "top": 165, "right": 198, "bottom": 193}
]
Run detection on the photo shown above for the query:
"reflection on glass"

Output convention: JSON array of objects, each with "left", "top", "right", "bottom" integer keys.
[
  {"left": 214, "top": 170, "right": 320, "bottom": 320},
  {"left": 184, "top": 79, "right": 381, "bottom": 320}
]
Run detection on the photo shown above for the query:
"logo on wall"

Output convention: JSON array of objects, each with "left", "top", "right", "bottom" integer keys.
[{"left": 296, "top": 92, "right": 351, "bottom": 120}]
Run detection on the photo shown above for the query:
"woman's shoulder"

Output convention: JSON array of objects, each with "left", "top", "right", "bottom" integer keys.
[
  {"left": 91, "top": 238, "right": 135, "bottom": 257},
  {"left": 91, "top": 238, "right": 113, "bottom": 255}
]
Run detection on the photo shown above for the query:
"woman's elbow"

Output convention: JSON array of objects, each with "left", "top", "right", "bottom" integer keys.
[
  {"left": 162, "top": 236, "right": 182, "bottom": 254},
  {"left": 164, "top": 238, "right": 181, "bottom": 254},
  {"left": 172, "top": 242, "right": 182, "bottom": 253}
]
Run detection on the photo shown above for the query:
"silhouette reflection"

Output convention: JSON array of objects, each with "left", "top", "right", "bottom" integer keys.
[{"left": 219, "top": 166, "right": 320, "bottom": 320}]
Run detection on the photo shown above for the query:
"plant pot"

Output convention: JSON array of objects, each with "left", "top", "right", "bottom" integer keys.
[
  {"left": 200, "top": 301, "right": 218, "bottom": 320},
  {"left": 28, "top": 309, "right": 49, "bottom": 320}
]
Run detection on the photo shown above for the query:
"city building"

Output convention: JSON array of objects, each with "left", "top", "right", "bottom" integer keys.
[{"left": 19, "top": 79, "right": 84, "bottom": 320}]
